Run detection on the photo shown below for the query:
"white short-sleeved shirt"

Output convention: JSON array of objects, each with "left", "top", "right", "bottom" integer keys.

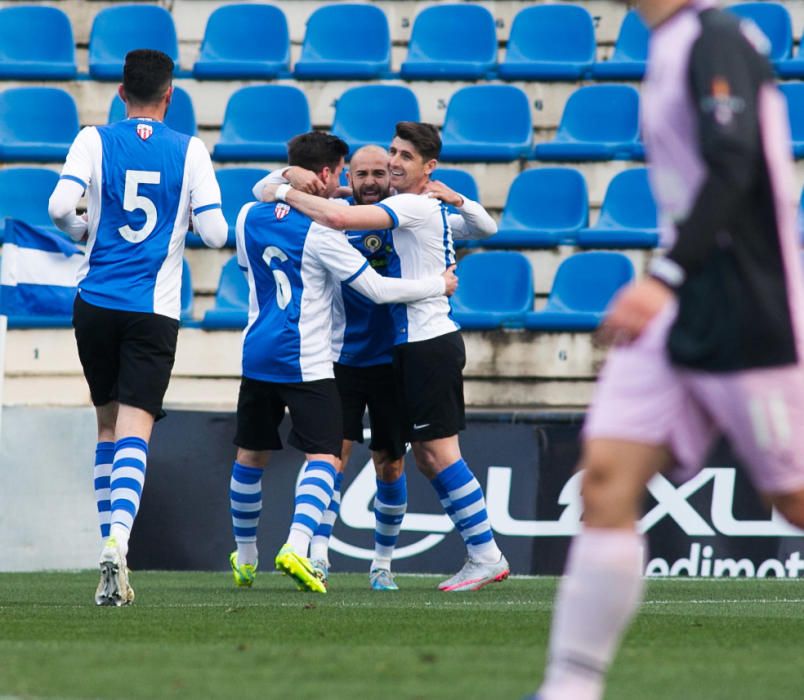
[{"left": 60, "top": 119, "right": 221, "bottom": 319}]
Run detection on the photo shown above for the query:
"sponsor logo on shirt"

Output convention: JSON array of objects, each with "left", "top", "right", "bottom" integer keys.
[
  {"left": 136, "top": 123, "right": 153, "bottom": 141},
  {"left": 274, "top": 203, "right": 291, "bottom": 220},
  {"left": 701, "top": 76, "right": 745, "bottom": 126}
]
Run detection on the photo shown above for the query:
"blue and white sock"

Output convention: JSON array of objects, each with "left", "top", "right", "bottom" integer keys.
[
  {"left": 431, "top": 459, "right": 501, "bottom": 564},
  {"left": 287, "top": 460, "right": 336, "bottom": 556},
  {"left": 94, "top": 441, "right": 114, "bottom": 540},
  {"left": 310, "top": 472, "right": 343, "bottom": 564},
  {"left": 230, "top": 462, "right": 263, "bottom": 567},
  {"left": 372, "top": 473, "right": 407, "bottom": 571},
  {"left": 109, "top": 436, "right": 148, "bottom": 556}
]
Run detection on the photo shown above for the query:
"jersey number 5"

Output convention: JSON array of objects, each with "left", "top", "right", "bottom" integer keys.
[
  {"left": 119, "top": 170, "right": 161, "bottom": 243},
  {"left": 263, "top": 246, "right": 292, "bottom": 310}
]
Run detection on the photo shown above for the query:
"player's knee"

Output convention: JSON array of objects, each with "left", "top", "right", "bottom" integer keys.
[
  {"left": 374, "top": 453, "right": 404, "bottom": 482},
  {"left": 578, "top": 443, "right": 642, "bottom": 528},
  {"left": 772, "top": 489, "right": 804, "bottom": 529}
]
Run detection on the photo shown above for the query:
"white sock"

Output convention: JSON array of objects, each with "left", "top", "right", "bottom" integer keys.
[
  {"left": 287, "top": 527, "right": 311, "bottom": 555},
  {"left": 539, "top": 528, "right": 645, "bottom": 700}
]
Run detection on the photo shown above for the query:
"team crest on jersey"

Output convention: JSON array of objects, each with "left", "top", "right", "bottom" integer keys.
[
  {"left": 274, "top": 202, "right": 291, "bottom": 220},
  {"left": 136, "top": 123, "right": 153, "bottom": 141},
  {"left": 363, "top": 234, "right": 382, "bottom": 252}
]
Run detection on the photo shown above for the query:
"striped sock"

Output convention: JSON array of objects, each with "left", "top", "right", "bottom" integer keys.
[
  {"left": 431, "top": 473, "right": 460, "bottom": 529},
  {"left": 109, "top": 436, "right": 148, "bottom": 556},
  {"left": 310, "top": 472, "right": 343, "bottom": 563},
  {"left": 287, "top": 460, "right": 336, "bottom": 556},
  {"left": 431, "top": 459, "right": 501, "bottom": 564},
  {"left": 93, "top": 441, "right": 114, "bottom": 540},
  {"left": 372, "top": 473, "right": 407, "bottom": 571},
  {"left": 230, "top": 461, "right": 263, "bottom": 567}
]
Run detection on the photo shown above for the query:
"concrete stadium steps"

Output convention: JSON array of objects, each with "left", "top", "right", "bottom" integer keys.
[{"left": 3, "top": 327, "right": 603, "bottom": 408}]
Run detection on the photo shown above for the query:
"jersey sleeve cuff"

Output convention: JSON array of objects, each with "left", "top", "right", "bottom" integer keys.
[
  {"left": 60, "top": 174, "right": 87, "bottom": 191},
  {"left": 344, "top": 259, "right": 370, "bottom": 284},
  {"left": 193, "top": 202, "right": 222, "bottom": 215},
  {"left": 373, "top": 202, "right": 398, "bottom": 228}
]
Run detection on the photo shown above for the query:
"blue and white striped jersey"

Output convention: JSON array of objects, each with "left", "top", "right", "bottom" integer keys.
[{"left": 59, "top": 120, "right": 222, "bottom": 319}]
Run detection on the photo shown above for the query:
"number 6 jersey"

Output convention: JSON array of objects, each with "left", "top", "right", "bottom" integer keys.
[{"left": 58, "top": 119, "right": 222, "bottom": 319}]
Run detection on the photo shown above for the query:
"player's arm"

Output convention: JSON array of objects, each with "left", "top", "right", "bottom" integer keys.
[
  {"left": 252, "top": 167, "right": 325, "bottom": 200},
  {"left": 186, "top": 138, "right": 228, "bottom": 249},
  {"left": 648, "top": 22, "right": 765, "bottom": 290},
  {"left": 424, "top": 180, "right": 497, "bottom": 240},
  {"left": 48, "top": 126, "right": 97, "bottom": 241},
  {"left": 263, "top": 183, "right": 394, "bottom": 231},
  {"left": 234, "top": 201, "right": 257, "bottom": 277}
]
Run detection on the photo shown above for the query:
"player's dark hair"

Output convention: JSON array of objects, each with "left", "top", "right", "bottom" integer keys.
[
  {"left": 123, "top": 49, "right": 174, "bottom": 105},
  {"left": 288, "top": 132, "right": 349, "bottom": 173},
  {"left": 394, "top": 122, "right": 441, "bottom": 161}
]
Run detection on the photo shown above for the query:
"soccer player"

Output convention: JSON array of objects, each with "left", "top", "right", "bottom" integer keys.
[
  {"left": 228, "top": 132, "right": 458, "bottom": 594},
  {"left": 48, "top": 49, "right": 228, "bottom": 605},
  {"left": 254, "top": 143, "right": 497, "bottom": 590},
  {"left": 258, "top": 122, "right": 510, "bottom": 592},
  {"left": 530, "top": 1, "right": 804, "bottom": 698}
]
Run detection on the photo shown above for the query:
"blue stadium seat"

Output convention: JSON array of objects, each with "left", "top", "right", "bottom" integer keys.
[
  {"left": 180, "top": 258, "right": 194, "bottom": 323},
  {"left": 591, "top": 11, "right": 649, "bottom": 80},
  {"left": 201, "top": 256, "right": 249, "bottom": 330},
  {"left": 332, "top": 86, "right": 419, "bottom": 156},
  {"left": 440, "top": 86, "right": 532, "bottom": 162},
  {"left": 0, "top": 88, "right": 79, "bottom": 162},
  {"left": 108, "top": 86, "right": 197, "bottom": 136},
  {"left": 430, "top": 168, "right": 479, "bottom": 214},
  {"left": 401, "top": 5, "right": 497, "bottom": 80},
  {"left": 779, "top": 83, "right": 804, "bottom": 157},
  {"left": 525, "top": 252, "right": 634, "bottom": 331},
  {"left": 186, "top": 167, "right": 268, "bottom": 248},
  {"left": 0, "top": 168, "right": 60, "bottom": 241},
  {"left": 534, "top": 85, "right": 641, "bottom": 161},
  {"left": 728, "top": 2, "right": 792, "bottom": 67},
  {"left": 193, "top": 4, "right": 290, "bottom": 80},
  {"left": 212, "top": 86, "right": 310, "bottom": 162},
  {"left": 294, "top": 4, "right": 390, "bottom": 79},
  {"left": 450, "top": 252, "right": 534, "bottom": 329},
  {"left": 499, "top": 6, "right": 596, "bottom": 81},
  {"left": 0, "top": 6, "right": 77, "bottom": 80},
  {"left": 89, "top": 5, "right": 180, "bottom": 80},
  {"left": 486, "top": 168, "right": 587, "bottom": 248},
  {"left": 577, "top": 168, "right": 659, "bottom": 248}
]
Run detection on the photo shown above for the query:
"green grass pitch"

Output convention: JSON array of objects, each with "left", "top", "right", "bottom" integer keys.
[{"left": 1, "top": 572, "right": 802, "bottom": 699}]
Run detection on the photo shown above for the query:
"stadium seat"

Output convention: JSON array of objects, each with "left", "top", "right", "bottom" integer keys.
[
  {"left": 430, "top": 167, "right": 479, "bottom": 214},
  {"left": 293, "top": 4, "right": 390, "bottom": 79},
  {"left": 201, "top": 256, "right": 249, "bottom": 330},
  {"left": 450, "top": 252, "right": 534, "bottom": 329},
  {"left": 89, "top": 5, "right": 180, "bottom": 80},
  {"left": 212, "top": 86, "right": 310, "bottom": 162},
  {"left": 525, "top": 252, "right": 634, "bottom": 331},
  {"left": 498, "top": 5, "right": 596, "bottom": 81},
  {"left": 0, "top": 6, "right": 77, "bottom": 80},
  {"left": 728, "top": 2, "right": 792, "bottom": 67},
  {"left": 108, "top": 86, "right": 197, "bottom": 136},
  {"left": 0, "top": 168, "right": 60, "bottom": 241},
  {"left": 486, "top": 168, "right": 587, "bottom": 248},
  {"left": 180, "top": 258, "right": 194, "bottom": 323},
  {"left": 0, "top": 87, "right": 79, "bottom": 162},
  {"left": 332, "top": 86, "right": 419, "bottom": 156},
  {"left": 577, "top": 168, "right": 659, "bottom": 248},
  {"left": 401, "top": 4, "right": 497, "bottom": 80},
  {"left": 534, "top": 85, "right": 642, "bottom": 161},
  {"left": 779, "top": 83, "right": 804, "bottom": 157},
  {"left": 440, "top": 86, "right": 532, "bottom": 162},
  {"left": 591, "top": 11, "right": 649, "bottom": 80},
  {"left": 193, "top": 4, "right": 290, "bottom": 80},
  {"left": 185, "top": 167, "right": 268, "bottom": 248}
]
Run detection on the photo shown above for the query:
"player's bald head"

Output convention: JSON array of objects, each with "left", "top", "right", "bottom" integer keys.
[{"left": 350, "top": 145, "right": 389, "bottom": 171}]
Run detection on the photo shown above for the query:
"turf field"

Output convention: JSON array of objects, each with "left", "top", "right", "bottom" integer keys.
[{"left": 0, "top": 572, "right": 802, "bottom": 699}]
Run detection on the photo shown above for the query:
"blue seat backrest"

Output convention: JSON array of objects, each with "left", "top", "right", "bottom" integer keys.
[
  {"left": 611, "top": 10, "right": 650, "bottom": 62},
  {"left": 199, "top": 4, "right": 289, "bottom": 64},
  {"left": 221, "top": 85, "right": 311, "bottom": 143},
  {"left": 452, "top": 252, "right": 534, "bottom": 313},
  {"left": 0, "top": 6, "right": 76, "bottom": 77},
  {"left": 443, "top": 85, "right": 532, "bottom": 142},
  {"left": 215, "top": 257, "right": 249, "bottom": 311},
  {"left": 548, "top": 252, "right": 635, "bottom": 313},
  {"left": 0, "top": 87, "right": 79, "bottom": 144},
  {"left": 506, "top": 5, "right": 596, "bottom": 62},
  {"left": 300, "top": 4, "right": 389, "bottom": 62},
  {"left": 332, "top": 85, "right": 419, "bottom": 151},
  {"left": 596, "top": 168, "right": 657, "bottom": 229},
  {"left": 0, "top": 168, "right": 60, "bottom": 230},
  {"left": 728, "top": 2, "right": 792, "bottom": 62},
  {"left": 431, "top": 168, "right": 479, "bottom": 203},
  {"left": 406, "top": 4, "right": 496, "bottom": 63},
  {"left": 559, "top": 85, "right": 640, "bottom": 142},
  {"left": 108, "top": 85, "right": 197, "bottom": 136},
  {"left": 501, "top": 168, "right": 588, "bottom": 230},
  {"left": 779, "top": 83, "right": 804, "bottom": 139}
]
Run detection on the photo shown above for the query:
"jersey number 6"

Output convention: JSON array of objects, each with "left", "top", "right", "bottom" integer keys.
[
  {"left": 262, "top": 246, "right": 292, "bottom": 310},
  {"left": 119, "top": 169, "right": 161, "bottom": 243}
]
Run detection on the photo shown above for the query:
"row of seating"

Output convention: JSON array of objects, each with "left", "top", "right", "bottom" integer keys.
[
  {"left": 202, "top": 250, "right": 635, "bottom": 332},
  {"left": 0, "top": 165, "right": 658, "bottom": 249}
]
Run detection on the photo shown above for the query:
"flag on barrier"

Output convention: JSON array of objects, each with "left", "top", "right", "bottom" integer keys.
[{"left": 0, "top": 219, "right": 83, "bottom": 327}]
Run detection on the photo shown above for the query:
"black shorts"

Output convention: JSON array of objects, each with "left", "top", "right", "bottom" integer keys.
[
  {"left": 334, "top": 362, "right": 407, "bottom": 460},
  {"left": 73, "top": 293, "right": 179, "bottom": 417},
  {"left": 234, "top": 376, "right": 343, "bottom": 457},
  {"left": 392, "top": 330, "right": 466, "bottom": 442}
]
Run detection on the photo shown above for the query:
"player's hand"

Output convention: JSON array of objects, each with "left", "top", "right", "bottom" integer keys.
[
  {"left": 597, "top": 278, "right": 673, "bottom": 346},
  {"left": 442, "top": 265, "right": 459, "bottom": 296},
  {"left": 284, "top": 166, "right": 325, "bottom": 196},
  {"left": 424, "top": 180, "right": 464, "bottom": 208},
  {"left": 332, "top": 186, "right": 353, "bottom": 199}
]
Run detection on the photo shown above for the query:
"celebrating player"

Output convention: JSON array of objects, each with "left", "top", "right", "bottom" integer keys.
[
  {"left": 531, "top": 1, "right": 804, "bottom": 698},
  {"left": 227, "top": 132, "right": 457, "bottom": 594},
  {"left": 259, "top": 122, "right": 510, "bottom": 592},
  {"left": 48, "top": 49, "right": 228, "bottom": 606}
]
